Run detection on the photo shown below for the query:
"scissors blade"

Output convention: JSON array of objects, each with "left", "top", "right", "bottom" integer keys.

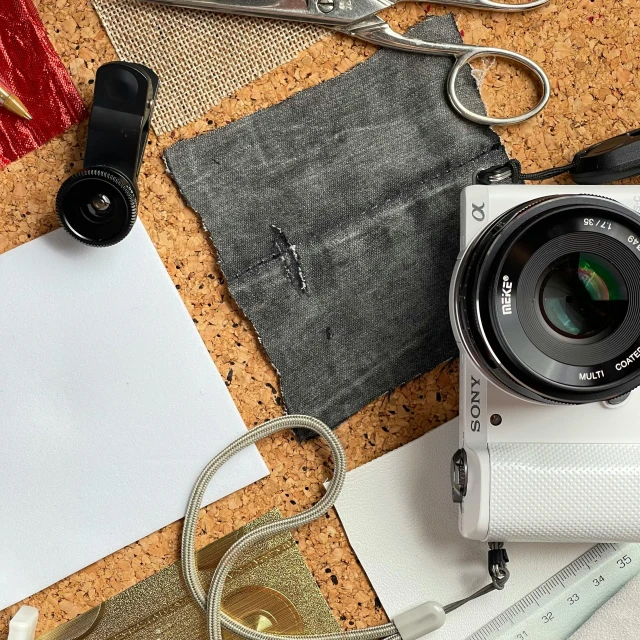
[
  {"left": 144, "top": 0, "right": 394, "bottom": 26},
  {"left": 146, "top": 0, "right": 312, "bottom": 21}
]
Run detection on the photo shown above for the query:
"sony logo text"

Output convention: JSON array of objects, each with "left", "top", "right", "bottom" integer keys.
[{"left": 470, "top": 376, "right": 481, "bottom": 432}]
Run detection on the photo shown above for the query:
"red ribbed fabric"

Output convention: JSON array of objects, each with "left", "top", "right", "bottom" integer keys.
[{"left": 0, "top": 0, "right": 87, "bottom": 167}]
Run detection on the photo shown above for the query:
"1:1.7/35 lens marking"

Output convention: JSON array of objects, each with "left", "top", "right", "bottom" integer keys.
[{"left": 584, "top": 218, "right": 613, "bottom": 230}]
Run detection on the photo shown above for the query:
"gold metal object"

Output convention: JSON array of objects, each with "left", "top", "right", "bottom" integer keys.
[
  {"left": 38, "top": 510, "right": 340, "bottom": 640},
  {"left": 222, "top": 586, "right": 304, "bottom": 640},
  {"left": 0, "top": 82, "right": 32, "bottom": 120}
]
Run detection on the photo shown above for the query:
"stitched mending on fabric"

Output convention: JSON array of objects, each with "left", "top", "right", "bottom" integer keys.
[
  {"left": 232, "top": 253, "right": 279, "bottom": 280},
  {"left": 227, "top": 143, "right": 505, "bottom": 284},
  {"left": 346, "top": 142, "right": 505, "bottom": 225},
  {"left": 271, "top": 225, "right": 308, "bottom": 293},
  {"left": 419, "top": 142, "right": 504, "bottom": 187}
]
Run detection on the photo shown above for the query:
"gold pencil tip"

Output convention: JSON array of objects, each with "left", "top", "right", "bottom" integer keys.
[{"left": 4, "top": 95, "right": 32, "bottom": 120}]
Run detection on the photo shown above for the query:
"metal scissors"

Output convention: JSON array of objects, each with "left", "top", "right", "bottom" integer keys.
[{"left": 145, "top": 0, "right": 551, "bottom": 127}]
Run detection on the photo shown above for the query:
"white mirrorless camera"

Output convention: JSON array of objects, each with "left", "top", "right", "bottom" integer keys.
[{"left": 450, "top": 185, "right": 640, "bottom": 543}]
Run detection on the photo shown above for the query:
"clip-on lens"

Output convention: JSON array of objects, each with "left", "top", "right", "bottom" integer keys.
[{"left": 56, "top": 62, "right": 159, "bottom": 247}]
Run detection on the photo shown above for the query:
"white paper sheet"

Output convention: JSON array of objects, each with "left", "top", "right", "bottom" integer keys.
[
  {"left": 334, "top": 419, "right": 590, "bottom": 640},
  {"left": 0, "top": 222, "right": 269, "bottom": 610}
]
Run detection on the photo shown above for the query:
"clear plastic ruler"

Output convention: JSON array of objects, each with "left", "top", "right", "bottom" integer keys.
[{"left": 467, "top": 543, "right": 640, "bottom": 640}]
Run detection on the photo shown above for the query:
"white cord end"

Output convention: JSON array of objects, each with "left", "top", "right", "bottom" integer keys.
[
  {"left": 393, "top": 602, "right": 446, "bottom": 640},
  {"left": 8, "top": 606, "right": 39, "bottom": 640}
]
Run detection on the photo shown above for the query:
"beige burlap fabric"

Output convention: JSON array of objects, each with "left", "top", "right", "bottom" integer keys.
[{"left": 92, "top": 0, "right": 326, "bottom": 134}]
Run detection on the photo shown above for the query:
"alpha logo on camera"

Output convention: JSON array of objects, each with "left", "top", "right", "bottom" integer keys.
[{"left": 471, "top": 202, "right": 485, "bottom": 221}]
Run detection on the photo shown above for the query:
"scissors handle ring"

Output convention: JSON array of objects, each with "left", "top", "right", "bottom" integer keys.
[{"left": 448, "top": 46, "right": 551, "bottom": 127}]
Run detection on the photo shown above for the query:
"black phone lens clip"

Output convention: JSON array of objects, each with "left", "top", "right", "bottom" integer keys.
[{"left": 56, "top": 62, "right": 159, "bottom": 247}]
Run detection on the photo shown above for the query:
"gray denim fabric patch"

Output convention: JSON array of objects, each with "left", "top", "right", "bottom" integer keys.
[{"left": 165, "top": 14, "right": 508, "bottom": 432}]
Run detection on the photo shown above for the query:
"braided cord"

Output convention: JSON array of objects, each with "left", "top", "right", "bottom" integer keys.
[{"left": 181, "top": 415, "right": 400, "bottom": 640}]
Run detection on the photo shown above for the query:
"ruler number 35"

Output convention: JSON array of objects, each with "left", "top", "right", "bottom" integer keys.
[{"left": 618, "top": 555, "right": 632, "bottom": 569}]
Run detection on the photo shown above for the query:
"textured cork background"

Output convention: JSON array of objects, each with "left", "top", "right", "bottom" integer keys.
[{"left": 2, "top": 0, "right": 640, "bottom": 636}]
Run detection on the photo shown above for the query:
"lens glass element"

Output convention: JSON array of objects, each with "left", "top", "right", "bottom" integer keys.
[{"left": 539, "top": 252, "right": 628, "bottom": 339}]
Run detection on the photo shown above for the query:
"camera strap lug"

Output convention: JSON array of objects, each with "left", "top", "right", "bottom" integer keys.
[
  {"left": 475, "top": 158, "right": 577, "bottom": 185},
  {"left": 443, "top": 542, "right": 510, "bottom": 614},
  {"left": 489, "top": 542, "right": 510, "bottom": 588},
  {"left": 475, "top": 127, "right": 640, "bottom": 185}
]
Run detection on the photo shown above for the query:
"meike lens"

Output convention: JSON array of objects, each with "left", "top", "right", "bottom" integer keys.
[{"left": 453, "top": 195, "right": 640, "bottom": 404}]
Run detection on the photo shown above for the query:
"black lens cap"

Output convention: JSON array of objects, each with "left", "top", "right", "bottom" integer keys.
[{"left": 570, "top": 128, "right": 640, "bottom": 184}]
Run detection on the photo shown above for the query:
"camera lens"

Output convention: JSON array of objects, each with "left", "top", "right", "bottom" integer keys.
[
  {"left": 539, "top": 252, "right": 627, "bottom": 339},
  {"left": 453, "top": 195, "right": 640, "bottom": 404},
  {"left": 56, "top": 168, "right": 138, "bottom": 247},
  {"left": 86, "top": 193, "right": 113, "bottom": 219}
]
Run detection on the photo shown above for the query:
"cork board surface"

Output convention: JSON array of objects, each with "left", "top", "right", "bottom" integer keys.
[{"left": 2, "top": 0, "right": 640, "bottom": 635}]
